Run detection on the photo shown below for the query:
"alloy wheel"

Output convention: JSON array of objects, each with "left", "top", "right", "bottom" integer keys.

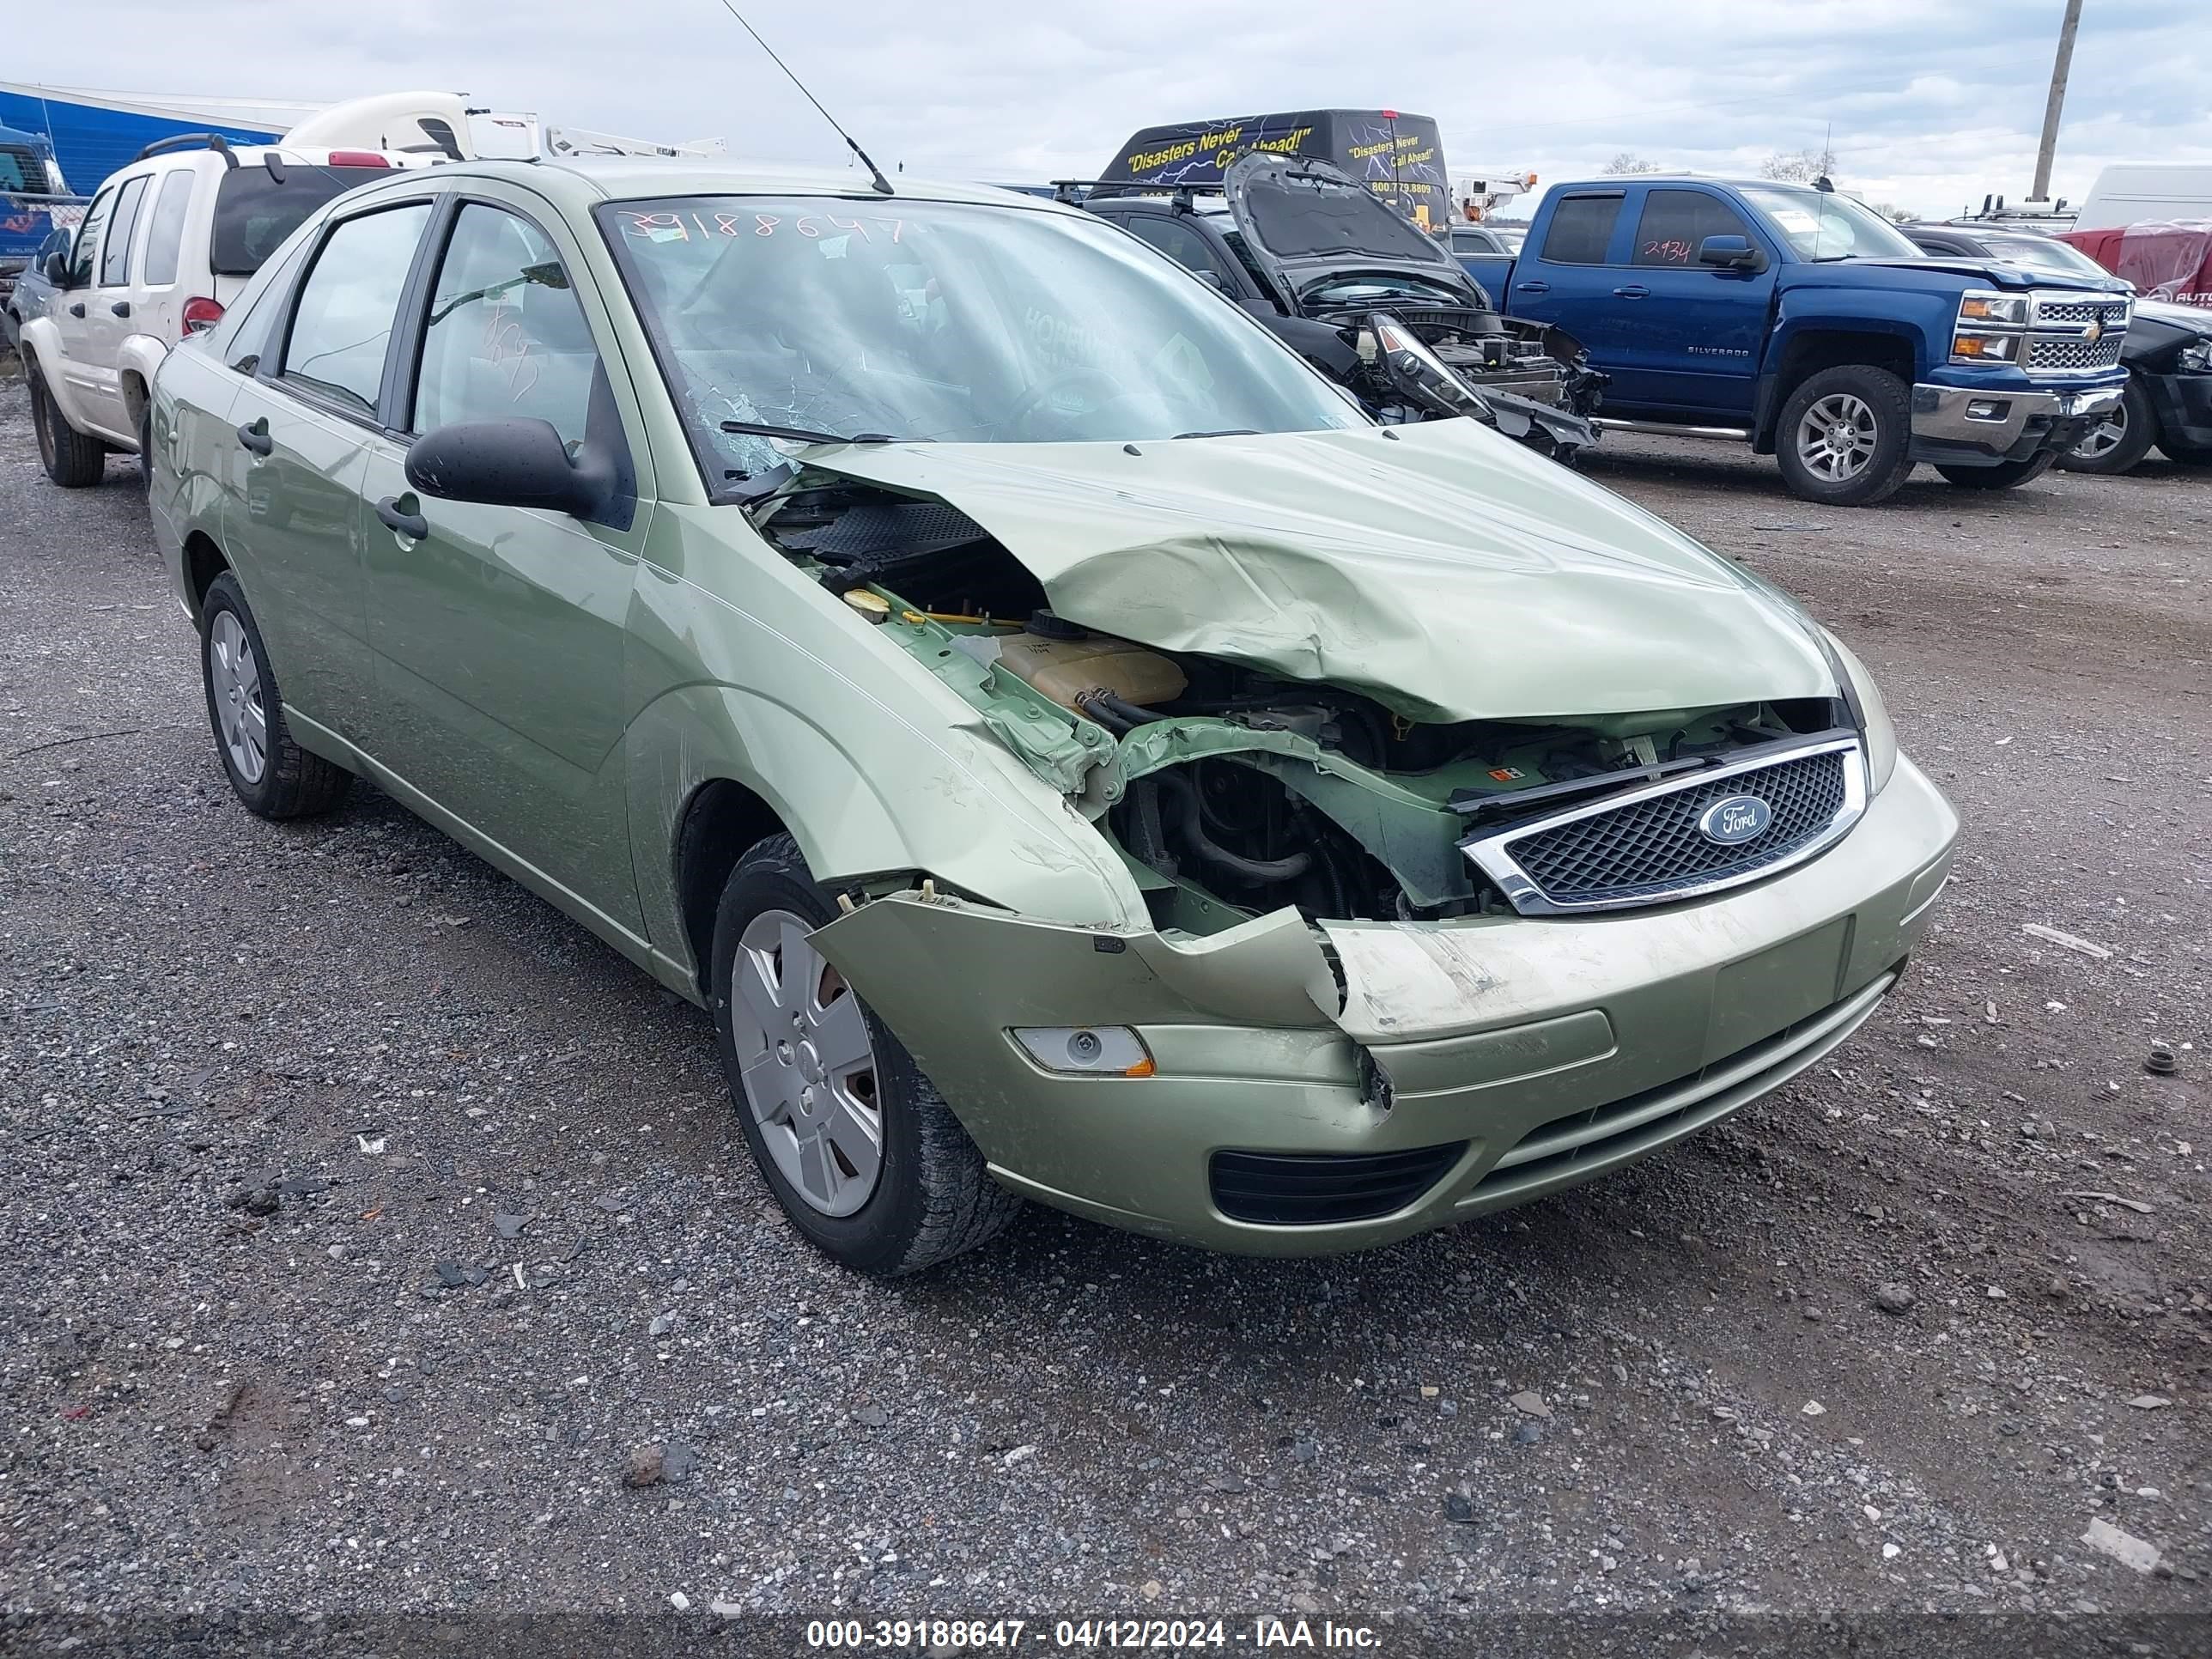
[
  {"left": 2071, "top": 400, "right": 2127, "bottom": 461},
  {"left": 727, "top": 908, "right": 884, "bottom": 1216},
  {"left": 208, "top": 611, "right": 268, "bottom": 783},
  {"left": 1796, "top": 392, "right": 1878, "bottom": 482}
]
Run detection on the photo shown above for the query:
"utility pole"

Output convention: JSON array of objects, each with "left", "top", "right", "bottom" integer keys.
[{"left": 2030, "top": 0, "right": 2083, "bottom": 202}]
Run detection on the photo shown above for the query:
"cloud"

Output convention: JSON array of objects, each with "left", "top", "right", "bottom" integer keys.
[{"left": 14, "top": 0, "right": 2211, "bottom": 216}]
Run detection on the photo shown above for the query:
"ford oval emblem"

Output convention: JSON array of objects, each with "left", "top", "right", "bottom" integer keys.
[{"left": 1698, "top": 794, "right": 1772, "bottom": 845}]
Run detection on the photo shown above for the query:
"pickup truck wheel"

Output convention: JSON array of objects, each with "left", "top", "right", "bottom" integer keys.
[
  {"left": 711, "top": 836, "right": 1023, "bottom": 1276},
  {"left": 1775, "top": 366, "right": 1912, "bottom": 506},
  {"left": 199, "top": 572, "right": 353, "bottom": 819},
  {"left": 27, "top": 362, "right": 108, "bottom": 489},
  {"left": 2057, "top": 374, "right": 2155, "bottom": 475},
  {"left": 1935, "top": 452, "right": 2057, "bottom": 490}
]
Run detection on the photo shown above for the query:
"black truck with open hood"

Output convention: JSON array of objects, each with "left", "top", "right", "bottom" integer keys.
[{"left": 1079, "top": 153, "right": 1602, "bottom": 457}]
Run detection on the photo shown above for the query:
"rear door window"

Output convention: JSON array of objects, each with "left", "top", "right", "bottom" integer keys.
[
  {"left": 1631, "top": 189, "right": 1756, "bottom": 267},
  {"left": 100, "top": 174, "right": 149, "bottom": 286},
  {"left": 213, "top": 165, "right": 397, "bottom": 276},
  {"left": 279, "top": 202, "right": 433, "bottom": 416},
  {"left": 142, "top": 171, "right": 197, "bottom": 287},
  {"left": 1540, "top": 195, "right": 1623, "bottom": 265}
]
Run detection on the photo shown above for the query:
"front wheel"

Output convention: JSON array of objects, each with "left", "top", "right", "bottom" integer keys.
[
  {"left": 2057, "top": 374, "right": 2155, "bottom": 474},
  {"left": 711, "top": 836, "right": 1022, "bottom": 1275},
  {"left": 1935, "top": 451, "right": 2057, "bottom": 490},
  {"left": 1774, "top": 365, "right": 1914, "bottom": 506},
  {"left": 27, "top": 361, "right": 108, "bottom": 488}
]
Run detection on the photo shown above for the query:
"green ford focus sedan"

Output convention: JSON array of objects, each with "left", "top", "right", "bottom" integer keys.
[{"left": 148, "top": 158, "right": 1959, "bottom": 1274}]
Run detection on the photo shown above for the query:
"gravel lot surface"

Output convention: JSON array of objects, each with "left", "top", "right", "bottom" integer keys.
[{"left": 2, "top": 369, "right": 2207, "bottom": 1635}]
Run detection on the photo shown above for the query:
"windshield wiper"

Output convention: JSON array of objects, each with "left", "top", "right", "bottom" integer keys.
[
  {"left": 719, "top": 420, "right": 901, "bottom": 445},
  {"left": 1173, "top": 428, "right": 1261, "bottom": 439}
]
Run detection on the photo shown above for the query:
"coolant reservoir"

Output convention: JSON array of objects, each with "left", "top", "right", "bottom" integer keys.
[{"left": 998, "top": 629, "right": 1187, "bottom": 713}]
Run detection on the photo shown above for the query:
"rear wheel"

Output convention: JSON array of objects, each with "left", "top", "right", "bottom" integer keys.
[
  {"left": 711, "top": 835, "right": 1021, "bottom": 1275},
  {"left": 27, "top": 361, "right": 107, "bottom": 488},
  {"left": 1936, "top": 451, "right": 2057, "bottom": 489},
  {"left": 137, "top": 405, "right": 155, "bottom": 491},
  {"left": 2057, "top": 374, "right": 2155, "bottom": 474},
  {"left": 1774, "top": 365, "right": 1913, "bottom": 506},
  {"left": 199, "top": 572, "right": 353, "bottom": 819}
]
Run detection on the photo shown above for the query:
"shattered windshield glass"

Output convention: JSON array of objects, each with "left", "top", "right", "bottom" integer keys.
[{"left": 597, "top": 196, "right": 1362, "bottom": 493}]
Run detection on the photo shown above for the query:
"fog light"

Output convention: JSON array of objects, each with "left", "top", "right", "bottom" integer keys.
[
  {"left": 1966, "top": 398, "right": 2007, "bottom": 421},
  {"left": 1012, "top": 1026, "right": 1155, "bottom": 1076}
]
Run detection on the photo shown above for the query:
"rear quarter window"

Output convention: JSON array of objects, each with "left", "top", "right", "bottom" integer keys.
[
  {"left": 212, "top": 166, "right": 395, "bottom": 276},
  {"left": 142, "top": 171, "right": 197, "bottom": 287}
]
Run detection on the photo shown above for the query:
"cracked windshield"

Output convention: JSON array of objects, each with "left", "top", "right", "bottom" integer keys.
[{"left": 599, "top": 196, "right": 1359, "bottom": 489}]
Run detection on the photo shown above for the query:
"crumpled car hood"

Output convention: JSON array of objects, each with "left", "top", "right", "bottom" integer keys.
[{"left": 809, "top": 420, "right": 1835, "bottom": 723}]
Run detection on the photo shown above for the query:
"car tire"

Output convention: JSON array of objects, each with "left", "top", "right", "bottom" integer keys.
[
  {"left": 2057, "top": 374, "right": 2155, "bottom": 475},
  {"left": 199, "top": 572, "right": 353, "bottom": 819},
  {"left": 137, "top": 405, "right": 155, "bottom": 491},
  {"left": 1774, "top": 365, "right": 1913, "bottom": 506},
  {"left": 27, "top": 360, "right": 107, "bottom": 488},
  {"left": 2156, "top": 437, "right": 2212, "bottom": 467},
  {"left": 710, "top": 834, "right": 1022, "bottom": 1275},
  {"left": 1935, "top": 451, "right": 2057, "bottom": 490}
]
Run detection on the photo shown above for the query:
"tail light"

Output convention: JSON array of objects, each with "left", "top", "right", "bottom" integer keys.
[
  {"left": 326, "top": 150, "right": 391, "bottom": 168},
  {"left": 182, "top": 297, "right": 224, "bottom": 336}
]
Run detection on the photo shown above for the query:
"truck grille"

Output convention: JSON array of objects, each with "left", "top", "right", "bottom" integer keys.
[
  {"left": 2027, "top": 334, "right": 2124, "bottom": 371},
  {"left": 2033, "top": 298, "right": 2128, "bottom": 327},
  {"left": 1459, "top": 738, "right": 1866, "bottom": 915}
]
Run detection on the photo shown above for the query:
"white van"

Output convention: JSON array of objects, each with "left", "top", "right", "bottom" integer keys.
[
  {"left": 20, "top": 136, "right": 416, "bottom": 485},
  {"left": 2074, "top": 164, "right": 2212, "bottom": 232}
]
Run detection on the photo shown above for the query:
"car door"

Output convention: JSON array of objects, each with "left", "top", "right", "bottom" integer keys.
[
  {"left": 1504, "top": 189, "right": 1629, "bottom": 367},
  {"left": 224, "top": 195, "right": 437, "bottom": 744},
  {"left": 48, "top": 183, "right": 120, "bottom": 435},
  {"left": 358, "top": 190, "right": 653, "bottom": 933},
  {"left": 76, "top": 170, "right": 155, "bottom": 439},
  {"left": 1601, "top": 185, "right": 1778, "bottom": 415}
]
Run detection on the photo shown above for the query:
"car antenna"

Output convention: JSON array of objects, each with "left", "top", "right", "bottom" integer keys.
[{"left": 711, "top": 0, "right": 894, "bottom": 195}]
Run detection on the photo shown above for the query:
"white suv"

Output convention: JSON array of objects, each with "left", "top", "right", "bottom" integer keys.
[{"left": 21, "top": 136, "right": 413, "bottom": 487}]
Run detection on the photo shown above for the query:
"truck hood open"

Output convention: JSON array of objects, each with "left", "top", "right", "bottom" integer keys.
[{"left": 805, "top": 420, "right": 1836, "bottom": 724}]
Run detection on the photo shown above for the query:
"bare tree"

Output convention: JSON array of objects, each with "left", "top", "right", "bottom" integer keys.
[
  {"left": 1603, "top": 151, "right": 1661, "bottom": 175},
  {"left": 1760, "top": 146, "right": 1838, "bottom": 184}
]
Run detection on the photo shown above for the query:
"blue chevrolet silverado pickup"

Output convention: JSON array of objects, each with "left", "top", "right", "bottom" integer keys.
[{"left": 1484, "top": 175, "right": 2132, "bottom": 503}]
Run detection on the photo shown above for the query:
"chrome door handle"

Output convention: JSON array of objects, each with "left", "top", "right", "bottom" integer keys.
[
  {"left": 1613, "top": 285, "right": 1650, "bottom": 298},
  {"left": 1515, "top": 279, "right": 1551, "bottom": 294}
]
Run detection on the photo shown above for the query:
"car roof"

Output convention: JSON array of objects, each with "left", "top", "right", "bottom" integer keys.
[{"left": 422, "top": 155, "right": 1088, "bottom": 218}]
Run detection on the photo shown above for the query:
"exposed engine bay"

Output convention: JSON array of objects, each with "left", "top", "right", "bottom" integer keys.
[{"left": 757, "top": 478, "right": 1853, "bottom": 931}]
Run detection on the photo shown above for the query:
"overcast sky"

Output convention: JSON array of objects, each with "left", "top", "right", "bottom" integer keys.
[{"left": 18, "top": 0, "right": 2211, "bottom": 217}]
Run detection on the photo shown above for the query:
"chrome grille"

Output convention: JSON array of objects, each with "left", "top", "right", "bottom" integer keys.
[
  {"left": 2027, "top": 334, "right": 2124, "bottom": 370},
  {"left": 1460, "top": 738, "right": 1866, "bottom": 915},
  {"left": 2033, "top": 298, "right": 2128, "bottom": 326}
]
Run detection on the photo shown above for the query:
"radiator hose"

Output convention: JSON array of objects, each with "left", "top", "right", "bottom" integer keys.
[{"left": 1156, "top": 772, "right": 1312, "bottom": 884}]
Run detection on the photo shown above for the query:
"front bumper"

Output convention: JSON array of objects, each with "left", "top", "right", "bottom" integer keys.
[
  {"left": 1910, "top": 380, "right": 2124, "bottom": 464},
  {"left": 815, "top": 754, "right": 1960, "bottom": 1256},
  {"left": 2143, "top": 368, "right": 2212, "bottom": 450}
]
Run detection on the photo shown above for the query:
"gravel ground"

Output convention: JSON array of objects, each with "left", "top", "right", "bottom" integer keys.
[{"left": 1, "top": 372, "right": 2207, "bottom": 1637}]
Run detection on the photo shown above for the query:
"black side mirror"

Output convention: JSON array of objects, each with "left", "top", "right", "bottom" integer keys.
[
  {"left": 404, "top": 418, "right": 614, "bottom": 520},
  {"left": 1698, "top": 234, "right": 1764, "bottom": 272},
  {"left": 43, "top": 250, "right": 70, "bottom": 287}
]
